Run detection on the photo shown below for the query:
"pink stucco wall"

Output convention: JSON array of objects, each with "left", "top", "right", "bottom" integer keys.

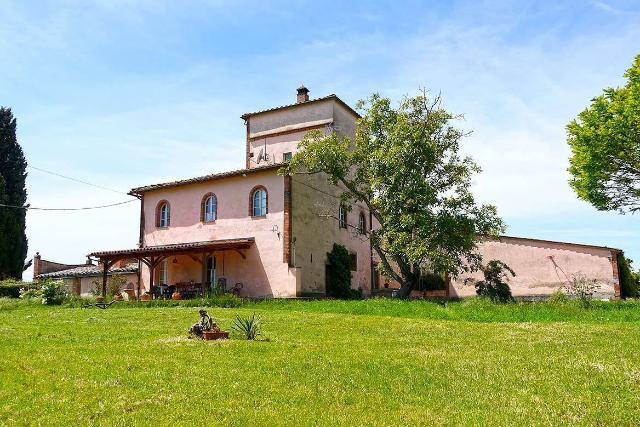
[
  {"left": 140, "top": 168, "right": 299, "bottom": 298},
  {"left": 450, "top": 237, "right": 618, "bottom": 299}
]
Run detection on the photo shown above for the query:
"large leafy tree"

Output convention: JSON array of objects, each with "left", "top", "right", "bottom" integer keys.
[
  {"left": 567, "top": 54, "right": 640, "bottom": 213},
  {"left": 0, "top": 107, "right": 28, "bottom": 279},
  {"left": 282, "top": 91, "right": 504, "bottom": 297}
]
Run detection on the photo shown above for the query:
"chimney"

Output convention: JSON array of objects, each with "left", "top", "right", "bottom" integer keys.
[
  {"left": 296, "top": 85, "right": 309, "bottom": 103},
  {"left": 33, "top": 252, "right": 41, "bottom": 279}
]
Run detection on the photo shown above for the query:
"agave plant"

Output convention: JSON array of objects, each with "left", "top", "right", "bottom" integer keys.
[{"left": 232, "top": 313, "right": 262, "bottom": 340}]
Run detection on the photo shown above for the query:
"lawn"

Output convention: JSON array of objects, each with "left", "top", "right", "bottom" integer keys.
[{"left": 1, "top": 299, "right": 639, "bottom": 426}]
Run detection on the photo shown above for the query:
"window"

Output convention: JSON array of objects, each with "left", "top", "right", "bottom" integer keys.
[
  {"left": 338, "top": 205, "right": 347, "bottom": 229},
  {"left": 251, "top": 187, "right": 267, "bottom": 217},
  {"left": 202, "top": 193, "right": 217, "bottom": 222},
  {"left": 350, "top": 253, "right": 357, "bottom": 271},
  {"left": 283, "top": 152, "right": 292, "bottom": 162},
  {"left": 157, "top": 201, "right": 170, "bottom": 227},
  {"left": 157, "top": 260, "right": 168, "bottom": 285},
  {"left": 358, "top": 213, "right": 366, "bottom": 235}
]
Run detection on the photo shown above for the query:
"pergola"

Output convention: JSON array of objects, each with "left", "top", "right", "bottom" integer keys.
[{"left": 88, "top": 238, "right": 255, "bottom": 298}]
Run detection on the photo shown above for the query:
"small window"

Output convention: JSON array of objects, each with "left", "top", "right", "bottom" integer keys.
[
  {"left": 338, "top": 205, "right": 347, "bottom": 229},
  {"left": 252, "top": 187, "right": 267, "bottom": 217},
  {"left": 283, "top": 152, "right": 292, "bottom": 162},
  {"left": 350, "top": 253, "right": 357, "bottom": 271},
  {"left": 358, "top": 213, "right": 366, "bottom": 235},
  {"left": 202, "top": 194, "right": 217, "bottom": 222},
  {"left": 157, "top": 260, "right": 168, "bottom": 285},
  {"left": 157, "top": 201, "right": 170, "bottom": 227}
]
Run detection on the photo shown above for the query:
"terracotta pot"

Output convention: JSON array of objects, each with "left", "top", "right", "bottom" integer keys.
[
  {"left": 96, "top": 296, "right": 105, "bottom": 303},
  {"left": 171, "top": 292, "right": 182, "bottom": 300},
  {"left": 113, "top": 294, "right": 124, "bottom": 301},
  {"left": 202, "top": 330, "right": 229, "bottom": 340},
  {"left": 140, "top": 293, "right": 151, "bottom": 301}
]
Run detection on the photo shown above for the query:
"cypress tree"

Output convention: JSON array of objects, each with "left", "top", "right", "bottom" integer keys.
[{"left": 0, "top": 107, "right": 28, "bottom": 279}]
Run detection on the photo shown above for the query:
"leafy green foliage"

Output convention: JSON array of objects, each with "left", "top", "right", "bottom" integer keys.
[
  {"left": 469, "top": 260, "right": 515, "bottom": 303},
  {"left": 564, "top": 276, "right": 600, "bottom": 308},
  {"left": 91, "top": 274, "right": 128, "bottom": 297},
  {"left": 417, "top": 271, "right": 447, "bottom": 291},
  {"left": 282, "top": 90, "right": 504, "bottom": 297},
  {"left": 548, "top": 288, "right": 569, "bottom": 304},
  {"left": 40, "top": 279, "right": 67, "bottom": 305},
  {"left": 0, "top": 279, "right": 38, "bottom": 298},
  {"left": 567, "top": 54, "right": 640, "bottom": 213},
  {"left": 618, "top": 255, "right": 638, "bottom": 299},
  {"left": 232, "top": 313, "right": 262, "bottom": 340},
  {"left": 326, "top": 243, "right": 361, "bottom": 299},
  {"left": 0, "top": 107, "right": 28, "bottom": 279}
]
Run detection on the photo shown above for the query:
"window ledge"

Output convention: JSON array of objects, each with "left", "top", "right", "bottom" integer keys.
[{"left": 252, "top": 215, "right": 267, "bottom": 219}]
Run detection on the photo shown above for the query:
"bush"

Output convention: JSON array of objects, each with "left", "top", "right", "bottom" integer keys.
[
  {"left": 548, "top": 288, "right": 569, "bottom": 304},
  {"left": 40, "top": 279, "right": 67, "bottom": 305},
  {"left": 417, "top": 272, "right": 447, "bottom": 291},
  {"left": 326, "top": 243, "right": 360, "bottom": 299},
  {"left": 564, "top": 275, "right": 600, "bottom": 308},
  {"left": 618, "top": 255, "right": 638, "bottom": 299},
  {"left": 91, "top": 274, "right": 128, "bottom": 297},
  {"left": 469, "top": 260, "right": 515, "bottom": 303},
  {"left": 0, "top": 279, "right": 39, "bottom": 298}
]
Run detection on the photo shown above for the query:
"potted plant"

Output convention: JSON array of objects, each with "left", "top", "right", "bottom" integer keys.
[
  {"left": 96, "top": 295, "right": 105, "bottom": 303},
  {"left": 140, "top": 292, "right": 152, "bottom": 301},
  {"left": 113, "top": 293, "right": 124, "bottom": 301}
]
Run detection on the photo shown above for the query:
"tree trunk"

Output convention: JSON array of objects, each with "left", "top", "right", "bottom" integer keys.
[{"left": 394, "top": 283, "right": 412, "bottom": 298}]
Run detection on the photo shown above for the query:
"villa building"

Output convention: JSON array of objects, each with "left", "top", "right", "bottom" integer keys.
[
  {"left": 86, "top": 87, "right": 377, "bottom": 298},
  {"left": 36, "top": 87, "right": 623, "bottom": 299}
]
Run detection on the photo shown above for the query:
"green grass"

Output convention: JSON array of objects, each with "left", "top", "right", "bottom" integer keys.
[{"left": 1, "top": 299, "right": 639, "bottom": 425}]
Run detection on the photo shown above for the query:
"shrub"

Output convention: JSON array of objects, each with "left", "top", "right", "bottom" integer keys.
[
  {"left": 548, "top": 288, "right": 569, "bottom": 304},
  {"left": 564, "top": 275, "right": 600, "bottom": 308},
  {"left": 469, "top": 260, "right": 515, "bottom": 303},
  {"left": 232, "top": 313, "right": 262, "bottom": 340},
  {"left": 417, "top": 272, "right": 447, "bottom": 291},
  {"left": 40, "top": 279, "right": 67, "bottom": 305},
  {"left": 326, "top": 243, "right": 360, "bottom": 299},
  {"left": 0, "top": 279, "right": 39, "bottom": 298},
  {"left": 618, "top": 255, "right": 638, "bottom": 299},
  {"left": 91, "top": 274, "right": 128, "bottom": 297}
]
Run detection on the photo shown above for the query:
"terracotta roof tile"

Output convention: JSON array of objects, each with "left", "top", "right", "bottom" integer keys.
[
  {"left": 37, "top": 264, "right": 138, "bottom": 279},
  {"left": 240, "top": 94, "right": 360, "bottom": 120},
  {"left": 130, "top": 164, "right": 281, "bottom": 194}
]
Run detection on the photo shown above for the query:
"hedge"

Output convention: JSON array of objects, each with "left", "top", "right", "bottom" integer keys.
[{"left": 0, "top": 280, "right": 39, "bottom": 298}]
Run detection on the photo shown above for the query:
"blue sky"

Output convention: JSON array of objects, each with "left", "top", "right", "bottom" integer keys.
[{"left": 2, "top": 0, "right": 638, "bottom": 278}]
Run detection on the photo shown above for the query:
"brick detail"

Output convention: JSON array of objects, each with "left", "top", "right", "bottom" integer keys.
[
  {"left": 248, "top": 185, "right": 268, "bottom": 217},
  {"left": 33, "top": 252, "right": 41, "bottom": 278},
  {"left": 283, "top": 175, "right": 292, "bottom": 265},
  {"left": 611, "top": 251, "right": 621, "bottom": 299}
]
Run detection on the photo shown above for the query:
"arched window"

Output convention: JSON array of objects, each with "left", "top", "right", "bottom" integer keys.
[
  {"left": 202, "top": 193, "right": 217, "bottom": 222},
  {"left": 156, "top": 201, "right": 170, "bottom": 227},
  {"left": 358, "top": 213, "right": 366, "bottom": 234},
  {"left": 251, "top": 187, "right": 267, "bottom": 217},
  {"left": 338, "top": 204, "right": 347, "bottom": 229}
]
